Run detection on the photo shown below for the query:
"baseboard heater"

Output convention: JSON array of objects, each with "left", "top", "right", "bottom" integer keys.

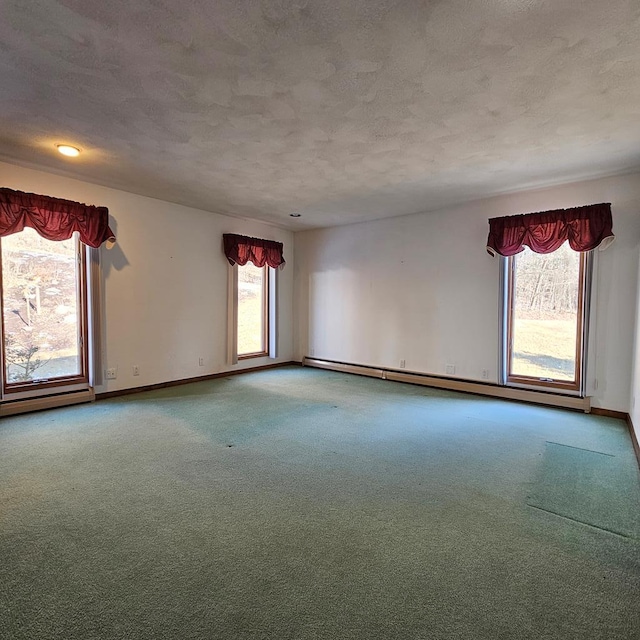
[
  {"left": 303, "top": 357, "right": 590, "bottom": 413},
  {"left": 0, "top": 388, "right": 95, "bottom": 417}
]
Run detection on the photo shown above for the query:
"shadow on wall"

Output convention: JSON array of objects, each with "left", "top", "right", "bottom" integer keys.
[{"left": 101, "top": 217, "right": 129, "bottom": 277}]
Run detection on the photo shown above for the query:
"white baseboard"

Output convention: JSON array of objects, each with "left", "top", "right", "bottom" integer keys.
[{"left": 303, "top": 358, "right": 590, "bottom": 412}]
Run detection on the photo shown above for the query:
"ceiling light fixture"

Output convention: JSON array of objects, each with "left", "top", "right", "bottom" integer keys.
[
  {"left": 56, "top": 144, "right": 81, "bottom": 157},
  {"left": 289, "top": 212, "right": 301, "bottom": 217}
]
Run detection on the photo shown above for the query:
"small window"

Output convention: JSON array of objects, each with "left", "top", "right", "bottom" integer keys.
[
  {"left": 237, "top": 262, "right": 269, "bottom": 358},
  {"left": 505, "top": 242, "right": 587, "bottom": 392}
]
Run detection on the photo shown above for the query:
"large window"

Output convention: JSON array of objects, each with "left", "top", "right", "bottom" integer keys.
[
  {"left": 237, "top": 262, "right": 269, "bottom": 358},
  {"left": 506, "top": 242, "right": 587, "bottom": 391},
  {"left": 1, "top": 227, "right": 88, "bottom": 395}
]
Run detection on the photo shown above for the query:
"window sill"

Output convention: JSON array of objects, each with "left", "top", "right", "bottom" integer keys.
[{"left": 238, "top": 352, "right": 269, "bottom": 361}]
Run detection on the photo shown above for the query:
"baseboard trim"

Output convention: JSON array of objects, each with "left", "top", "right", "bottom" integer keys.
[
  {"left": 626, "top": 414, "right": 640, "bottom": 470},
  {"left": 590, "top": 407, "right": 628, "bottom": 420},
  {"left": 0, "top": 388, "right": 95, "bottom": 417},
  {"left": 303, "top": 357, "right": 591, "bottom": 412},
  {"left": 96, "top": 361, "right": 300, "bottom": 400},
  {"left": 303, "top": 359, "right": 385, "bottom": 380},
  {"left": 589, "top": 408, "right": 639, "bottom": 470}
]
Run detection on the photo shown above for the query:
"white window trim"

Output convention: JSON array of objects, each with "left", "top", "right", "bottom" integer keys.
[
  {"left": 268, "top": 266, "right": 278, "bottom": 359},
  {"left": 87, "top": 245, "right": 103, "bottom": 389},
  {"left": 227, "top": 264, "right": 238, "bottom": 366}
]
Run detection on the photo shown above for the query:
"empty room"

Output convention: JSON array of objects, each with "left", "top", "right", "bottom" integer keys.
[{"left": 1, "top": 1, "right": 639, "bottom": 639}]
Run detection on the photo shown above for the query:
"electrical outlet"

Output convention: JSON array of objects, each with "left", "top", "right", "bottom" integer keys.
[
  {"left": 132, "top": 365, "right": 140, "bottom": 376},
  {"left": 106, "top": 367, "right": 117, "bottom": 380},
  {"left": 309, "top": 347, "right": 315, "bottom": 357},
  {"left": 400, "top": 359, "right": 406, "bottom": 369},
  {"left": 199, "top": 357, "right": 204, "bottom": 366},
  {"left": 445, "top": 364, "right": 455, "bottom": 375},
  {"left": 482, "top": 369, "right": 489, "bottom": 380}
]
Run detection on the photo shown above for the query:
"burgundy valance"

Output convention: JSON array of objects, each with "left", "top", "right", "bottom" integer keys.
[
  {"left": 0, "top": 188, "right": 115, "bottom": 248},
  {"left": 486, "top": 203, "right": 614, "bottom": 257},
  {"left": 223, "top": 233, "right": 285, "bottom": 269}
]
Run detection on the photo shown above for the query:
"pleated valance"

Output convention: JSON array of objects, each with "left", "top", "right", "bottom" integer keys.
[
  {"left": 0, "top": 188, "right": 115, "bottom": 248},
  {"left": 223, "top": 233, "right": 285, "bottom": 269},
  {"left": 486, "top": 203, "right": 614, "bottom": 257}
]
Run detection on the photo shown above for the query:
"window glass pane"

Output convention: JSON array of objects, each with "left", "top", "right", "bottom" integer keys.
[
  {"left": 1, "top": 228, "right": 82, "bottom": 383},
  {"left": 237, "top": 262, "right": 266, "bottom": 355},
  {"left": 510, "top": 243, "right": 580, "bottom": 382}
]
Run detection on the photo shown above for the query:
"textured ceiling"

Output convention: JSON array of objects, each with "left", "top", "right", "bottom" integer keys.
[{"left": 1, "top": 0, "right": 639, "bottom": 229}]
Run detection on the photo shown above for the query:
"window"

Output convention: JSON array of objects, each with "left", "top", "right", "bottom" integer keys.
[
  {"left": 237, "top": 262, "right": 269, "bottom": 358},
  {"left": 1, "top": 227, "right": 88, "bottom": 395},
  {"left": 223, "top": 233, "right": 282, "bottom": 365},
  {"left": 505, "top": 242, "right": 587, "bottom": 392}
]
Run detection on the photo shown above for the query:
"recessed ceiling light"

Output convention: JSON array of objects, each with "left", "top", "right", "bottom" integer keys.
[
  {"left": 56, "top": 144, "right": 81, "bottom": 157},
  {"left": 289, "top": 212, "right": 301, "bottom": 217}
]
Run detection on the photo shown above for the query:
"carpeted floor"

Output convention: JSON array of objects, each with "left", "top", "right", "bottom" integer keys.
[{"left": 1, "top": 366, "right": 639, "bottom": 639}]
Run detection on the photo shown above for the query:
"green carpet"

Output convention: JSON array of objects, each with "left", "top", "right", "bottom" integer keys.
[
  {"left": 1, "top": 366, "right": 639, "bottom": 639},
  {"left": 527, "top": 441, "right": 640, "bottom": 538}
]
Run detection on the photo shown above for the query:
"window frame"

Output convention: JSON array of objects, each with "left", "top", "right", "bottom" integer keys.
[
  {"left": 503, "top": 247, "right": 589, "bottom": 394},
  {"left": 236, "top": 263, "right": 270, "bottom": 360},
  {"left": 0, "top": 232, "right": 90, "bottom": 398}
]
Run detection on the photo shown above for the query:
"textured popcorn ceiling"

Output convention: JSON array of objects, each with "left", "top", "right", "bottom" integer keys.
[{"left": 0, "top": 0, "right": 639, "bottom": 228}]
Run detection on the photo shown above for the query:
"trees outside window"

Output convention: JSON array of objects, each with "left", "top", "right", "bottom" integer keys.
[
  {"left": 1, "top": 227, "right": 87, "bottom": 393},
  {"left": 506, "top": 242, "right": 586, "bottom": 391},
  {"left": 237, "top": 262, "right": 268, "bottom": 358}
]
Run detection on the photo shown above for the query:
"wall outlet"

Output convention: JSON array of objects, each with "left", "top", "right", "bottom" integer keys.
[
  {"left": 445, "top": 364, "right": 456, "bottom": 375},
  {"left": 132, "top": 365, "right": 140, "bottom": 376},
  {"left": 106, "top": 367, "right": 117, "bottom": 380},
  {"left": 309, "top": 347, "right": 315, "bottom": 357},
  {"left": 199, "top": 357, "right": 204, "bottom": 366},
  {"left": 481, "top": 369, "right": 489, "bottom": 380},
  {"left": 400, "top": 359, "right": 406, "bottom": 369}
]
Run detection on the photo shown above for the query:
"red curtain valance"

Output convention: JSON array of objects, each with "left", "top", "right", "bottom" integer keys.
[
  {"left": 486, "top": 203, "right": 614, "bottom": 257},
  {"left": 223, "top": 233, "right": 285, "bottom": 269},
  {"left": 0, "top": 188, "right": 115, "bottom": 249}
]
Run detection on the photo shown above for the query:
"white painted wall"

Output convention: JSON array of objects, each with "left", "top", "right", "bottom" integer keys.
[
  {"left": 1, "top": 161, "right": 294, "bottom": 394},
  {"left": 295, "top": 172, "right": 640, "bottom": 412}
]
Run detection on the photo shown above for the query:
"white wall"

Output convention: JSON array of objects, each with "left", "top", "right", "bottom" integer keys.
[
  {"left": 1, "top": 161, "right": 294, "bottom": 394},
  {"left": 294, "top": 172, "right": 640, "bottom": 412}
]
